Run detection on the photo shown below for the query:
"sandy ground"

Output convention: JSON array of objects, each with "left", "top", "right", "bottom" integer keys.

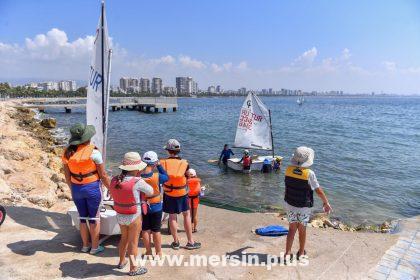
[{"left": 0, "top": 202, "right": 397, "bottom": 280}]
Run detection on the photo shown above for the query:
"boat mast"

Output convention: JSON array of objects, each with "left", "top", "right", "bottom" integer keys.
[
  {"left": 100, "top": 1, "right": 106, "bottom": 156},
  {"left": 268, "top": 109, "right": 274, "bottom": 158}
]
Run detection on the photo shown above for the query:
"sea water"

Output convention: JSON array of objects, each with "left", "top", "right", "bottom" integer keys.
[{"left": 48, "top": 96, "right": 420, "bottom": 225}]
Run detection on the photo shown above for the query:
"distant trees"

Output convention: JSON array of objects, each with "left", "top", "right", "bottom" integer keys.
[{"left": 0, "top": 85, "right": 88, "bottom": 98}]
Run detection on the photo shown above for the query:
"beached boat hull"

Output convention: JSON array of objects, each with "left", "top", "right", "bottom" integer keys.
[{"left": 227, "top": 156, "right": 282, "bottom": 172}]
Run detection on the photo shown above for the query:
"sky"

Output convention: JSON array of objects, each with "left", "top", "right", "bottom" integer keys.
[{"left": 1, "top": 0, "right": 420, "bottom": 94}]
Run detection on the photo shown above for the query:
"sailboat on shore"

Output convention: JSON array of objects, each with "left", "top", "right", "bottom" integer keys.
[
  {"left": 227, "top": 92, "right": 282, "bottom": 171},
  {"left": 68, "top": 1, "right": 120, "bottom": 237}
]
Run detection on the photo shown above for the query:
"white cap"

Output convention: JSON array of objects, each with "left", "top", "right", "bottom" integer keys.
[
  {"left": 164, "top": 139, "right": 181, "bottom": 151},
  {"left": 187, "top": 168, "right": 197, "bottom": 177},
  {"left": 143, "top": 151, "right": 158, "bottom": 165}
]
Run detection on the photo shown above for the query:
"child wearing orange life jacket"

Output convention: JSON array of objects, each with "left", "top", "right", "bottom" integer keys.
[
  {"left": 239, "top": 149, "right": 252, "bottom": 172},
  {"left": 186, "top": 169, "right": 203, "bottom": 233}
]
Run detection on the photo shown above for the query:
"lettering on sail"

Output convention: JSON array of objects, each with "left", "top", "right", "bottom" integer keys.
[
  {"left": 89, "top": 66, "right": 103, "bottom": 92},
  {"left": 238, "top": 108, "right": 263, "bottom": 131}
]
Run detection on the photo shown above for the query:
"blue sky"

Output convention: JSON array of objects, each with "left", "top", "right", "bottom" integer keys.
[{"left": 1, "top": 0, "right": 420, "bottom": 93}]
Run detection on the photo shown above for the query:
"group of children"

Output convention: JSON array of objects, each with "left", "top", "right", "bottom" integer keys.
[{"left": 63, "top": 123, "right": 204, "bottom": 276}]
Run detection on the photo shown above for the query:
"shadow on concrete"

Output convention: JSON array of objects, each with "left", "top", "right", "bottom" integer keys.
[
  {"left": 59, "top": 259, "right": 126, "bottom": 278},
  {"left": 225, "top": 246, "right": 281, "bottom": 265}
]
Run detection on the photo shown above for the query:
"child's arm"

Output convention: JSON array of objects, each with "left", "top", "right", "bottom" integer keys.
[{"left": 315, "top": 187, "right": 332, "bottom": 214}]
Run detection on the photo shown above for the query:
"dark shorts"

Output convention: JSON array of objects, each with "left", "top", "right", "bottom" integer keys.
[
  {"left": 71, "top": 180, "right": 102, "bottom": 224},
  {"left": 142, "top": 210, "right": 162, "bottom": 232},
  {"left": 243, "top": 165, "right": 251, "bottom": 170},
  {"left": 163, "top": 194, "right": 190, "bottom": 214}
]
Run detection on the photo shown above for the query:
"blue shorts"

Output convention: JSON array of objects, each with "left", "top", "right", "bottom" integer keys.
[
  {"left": 163, "top": 194, "right": 189, "bottom": 214},
  {"left": 71, "top": 180, "right": 102, "bottom": 224}
]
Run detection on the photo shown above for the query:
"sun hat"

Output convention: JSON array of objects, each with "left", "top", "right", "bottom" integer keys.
[
  {"left": 118, "top": 152, "right": 147, "bottom": 171},
  {"left": 164, "top": 139, "right": 181, "bottom": 151},
  {"left": 143, "top": 151, "right": 158, "bottom": 165},
  {"left": 187, "top": 168, "right": 197, "bottom": 177},
  {"left": 68, "top": 123, "right": 96, "bottom": 146},
  {"left": 291, "top": 146, "right": 315, "bottom": 168}
]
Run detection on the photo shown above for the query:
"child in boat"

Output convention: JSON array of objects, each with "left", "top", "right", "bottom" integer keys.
[
  {"left": 140, "top": 151, "right": 169, "bottom": 258},
  {"left": 283, "top": 146, "right": 332, "bottom": 264},
  {"left": 273, "top": 157, "right": 282, "bottom": 172},
  {"left": 238, "top": 149, "right": 252, "bottom": 172},
  {"left": 186, "top": 169, "right": 202, "bottom": 233}
]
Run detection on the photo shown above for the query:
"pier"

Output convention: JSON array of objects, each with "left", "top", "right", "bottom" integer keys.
[{"left": 18, "top": 97, "right": 178, "bottom": 113}]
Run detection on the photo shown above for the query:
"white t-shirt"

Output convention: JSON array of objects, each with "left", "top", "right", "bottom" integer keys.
[
  {"left": 308, "top": 170, "right": 320, "bottom": 190},
  {"left": 90, "top": 149, "right": 103, "bottom": 164}
]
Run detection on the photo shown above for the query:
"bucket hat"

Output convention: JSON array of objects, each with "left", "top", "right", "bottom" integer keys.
[
  {"left": 119, "top": 152, "right": 147, "bottom": 171},
  {"left": 68, "top": 123, "right": 96, "bottom": 146},
  {"left": 291, "top": 146, "right": 314, "bottom": 168}
]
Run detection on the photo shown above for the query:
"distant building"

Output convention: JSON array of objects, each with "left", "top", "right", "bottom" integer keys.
[
  {"left": 268, "top": 88, "right": 273, "bottom": 95},
  {"left": 152, "top": 77, "right": 163, "bottom": 95},
  {"left": 208, "top": 86, "right": 215, "bottom": 93},
  {"left": 140, "top": 78, "right": 150, "bottom": 93},
  {"left": 39, "top": 81, "right": 59, "bottom": 91},
  {"left": 163, "top": 86, "right": 177, "bottom": 96},
  {"left": 238, "top": 87, "right": 247, "bottom": 95},
  {"left": 119, "top": 77, "right": 139, "bottom": 93},
  {"left": 216, "top": 85, "right": 222, "bottom": 93},
  {"left": 176, "top": 76, "right": 196, "bottom": 95},
  {"left": 58, "top": 80, "right": 77, "bottom": 91}
]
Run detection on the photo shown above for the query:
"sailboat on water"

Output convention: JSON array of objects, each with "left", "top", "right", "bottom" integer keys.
[
  {"left": 297, "top": 96, "right": 305, "bottom": 105},
  {"left": 68, "top": 1, "right": 120, "bottom": 237},
  {"left": 227, "top": 92, "right": 282, "bottom": 171}
]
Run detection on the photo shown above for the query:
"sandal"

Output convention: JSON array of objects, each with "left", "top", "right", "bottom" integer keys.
[
  {"left": 192, "top": 229, "right": 198, "bottom": 233},
  {"left": 171, "top": 241, "right": 180, "bottom": 250},
  {"left": 116, "top": 261, "right": 128, "bottom": 269},
  {"left": 81, "top": 246, "right": 91, "bottom": 253},
  {"left": 284, "top": 254, "right": 293, "bottom": 265},
  {"left": 90, "top": 245, "right": 105, "bottom": 255},
  {"left": 128, "top": 267, "right": 148, "bottom": 276},
  {"left": 185, "top": 242, "right": 201, "bottom": 250},
  {"left": 296, "top": 250, "right": 307, "bottom": 260}
]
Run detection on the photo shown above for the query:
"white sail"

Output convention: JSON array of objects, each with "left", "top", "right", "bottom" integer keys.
[
  {"left": 86, "top": 1, "right": 110, "bottom": 159},
  {"left": 234, "top": 92, "right": 273, "bottom": 150}
]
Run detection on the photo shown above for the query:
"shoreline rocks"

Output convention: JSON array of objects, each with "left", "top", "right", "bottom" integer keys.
[{"left": 0, "top": 102, "right": 70, "bottom": 208}]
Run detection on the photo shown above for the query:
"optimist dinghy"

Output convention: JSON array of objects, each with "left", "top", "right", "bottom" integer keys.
[
  {"left": 67, "top": 2, "right": 121, "bottom": 237},
  {"left": 227, "top": 92, "right": 282, "bottom": 171}
]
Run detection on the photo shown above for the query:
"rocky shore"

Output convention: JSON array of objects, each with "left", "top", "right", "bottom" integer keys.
[{"left": 0, "top": 101, "right": 71, "bottom": 209}]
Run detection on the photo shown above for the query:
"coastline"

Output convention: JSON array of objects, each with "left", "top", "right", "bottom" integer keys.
[{"left": 0, "top": 99, "right": 414, "bottom": 279}]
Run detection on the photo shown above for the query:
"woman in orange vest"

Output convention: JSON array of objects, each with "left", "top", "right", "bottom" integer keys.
[
  {"left": 62, "top": 123, "right": 110, "bottom": 255},
  {"left": 140, "top": 151, "right": 169, "bottom": 258},
  {"left": 186, "top": 169, "right": 203, "bottom": 233},
  {"left": 161, "top": 139, "right": 201, "bottom": 250},
  {"left": 109, "top": 152, "right": 153, "bottom": 276}
]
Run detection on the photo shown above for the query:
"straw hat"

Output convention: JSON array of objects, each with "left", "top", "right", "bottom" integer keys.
[
  {"left": 291, "top": 146, "right": 315, "bottom": 168},
  {"left": 68, "top": 123, "right": 96, "bottom": 146},
  {"left": 119, "top": 152, "right": 147, "bottom": 171}
]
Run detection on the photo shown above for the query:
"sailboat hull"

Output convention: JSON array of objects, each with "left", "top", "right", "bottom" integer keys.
[{"left": 227, "top": 156, "right": 282, "bottom": 172}]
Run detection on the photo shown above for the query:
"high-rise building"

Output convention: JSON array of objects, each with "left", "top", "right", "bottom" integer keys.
[
  {"left": 58, "top": 80, "right": 77, "bottom": 91},
  {"left": 119, "top": 77, "right": 130, "bottom": 92},
  {"left": 216, "top": 85, "right": 222, "bottom": 93},
  {"left": 268, "top": 88, "right": 273, "bottom": 95},
  {"left": 238, "top": 87, "right": 247, "bottom": 95},
  {"left": 208, "top": 86, "right": 215, "bottom": 93},
  {"left": 140, "top": 78, "right": 150, "bottom": 93},
  {"left": 152, "top": 77, "right": 163, "bottom": 95},
  {"left": 120, "top": 77, "right": 139, "bottom": 92},
  {"left": 163, "top": 86, "right": 177, "bottom": 96},
  {"left": 176, "top": 77, "right": 196, "bottom": 95}
]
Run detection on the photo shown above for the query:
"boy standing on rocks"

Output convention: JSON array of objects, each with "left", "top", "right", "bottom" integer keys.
[{"left": 283, "top": 146, "right": 332, "bottom": 263}]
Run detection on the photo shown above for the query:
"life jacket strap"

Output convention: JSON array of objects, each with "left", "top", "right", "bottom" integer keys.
[
  {"left": 188, "top": 195, "right": 199, "bottom": 199},
  {"left": 146, "top": 193, "right": 161, "bottom": 199},
  {"left": 163, "top": 184, "right": 187, "bottom": 191},
  {"left": 70, "top": 171, "right": 98, "bottom": 182},
  {"left": 113, "top": 201, "right": 140, "bottom": 208}
]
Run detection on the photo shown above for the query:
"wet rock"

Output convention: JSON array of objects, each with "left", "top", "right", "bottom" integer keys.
[
  {"left": 40, "top": 118, "right": 56, "bottom": 129},
  {"left": 380, "top": 221, "right": 391, "bottom": 233},
  {"left": 323, "top": 219, "right": 336, "bottom": 228},
  {"left": 310, "top": 219, "right": 325, "bottom": 228}
]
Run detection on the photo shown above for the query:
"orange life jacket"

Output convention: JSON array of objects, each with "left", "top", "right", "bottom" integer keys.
[
  {"left": 66, "top": 144, "right": 100, "bottom": 184},
  {"left": 109, "top": 176, "right": 148, "bottom": 215},
  {"left": 187, "top": 177, "right": 201, "bottom": 197},
  {"left": 243, "top": 156, "right": 251, "bottom": 167},
  {"left": 160, "top": 158, "right": 188, "bottom": 197},
  {"left": 143, "top": 173, "right": 161, "bottom": 204}
]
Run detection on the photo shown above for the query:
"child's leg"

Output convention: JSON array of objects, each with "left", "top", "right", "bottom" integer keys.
[
  {"left": 152, "top": 232, "right": 162, "bottom": 257},
  {"left": 141, "top": 230, "right": 152, "bottom": 255},
  {"left": 285, "top": 222, "right": 298, "bottom": 256},
  {"left": 192, "top": 207, "right": 198, "bottom": 231},
  {"left": 297, "top": 223, "right": 307, "bottom": 255}
]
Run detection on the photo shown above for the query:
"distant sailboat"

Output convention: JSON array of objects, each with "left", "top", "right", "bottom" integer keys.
[
  {"left": 297, "top": 96, "right": 305, "bottom": 105},
  {"left": 227, "top": 92, "right": 282, "bottom": 171}
]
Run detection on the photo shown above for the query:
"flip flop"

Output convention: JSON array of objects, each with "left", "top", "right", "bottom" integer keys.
[
  {"left": 116, "top": 261, "right": 128, "bottom": 269},
  {"left": 296, "top": 250, "right": 307, "bottom": 260},
  {"left": 128, "top": 267, "right": 148, "bottom": 276}
]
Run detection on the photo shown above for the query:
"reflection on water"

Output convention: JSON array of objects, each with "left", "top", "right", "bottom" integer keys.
[{"left": 48, "top": 96, "right": 420, "bottom": 224}]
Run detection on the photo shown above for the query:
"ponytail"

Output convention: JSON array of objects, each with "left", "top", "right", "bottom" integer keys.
[
  {"left": 114, "top": 170, "right": 128, "bottom": 189},
  {"left": 65, "top": 145, "right": 78, "bottom": 160}
]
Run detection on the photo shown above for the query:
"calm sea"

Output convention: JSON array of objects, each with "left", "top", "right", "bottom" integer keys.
[{"left": 48, "top": 96, "right": 420, "bottom": 225}]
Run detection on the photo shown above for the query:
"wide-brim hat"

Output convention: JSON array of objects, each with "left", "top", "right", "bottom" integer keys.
[
  {"left": 69, "top": 123, "right": 96, "bottom": 146},
  {"left": 291, "top": 146, "right": 314, "bottom": 168},
  {"left": 119, "top": 152, "right": 147, "bottom": 171}
]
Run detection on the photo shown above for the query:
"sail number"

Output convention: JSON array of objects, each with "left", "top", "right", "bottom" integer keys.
[{"left": 89, "top": 66, "right": 103, "bottom": 92}]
